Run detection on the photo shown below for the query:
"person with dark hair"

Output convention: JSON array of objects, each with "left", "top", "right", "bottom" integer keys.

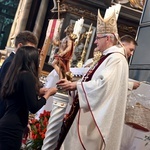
[
  {"left": 120, "top": 34, "right": 138, "bottom": 59},
  {"left": 0, "top": 30, "right": 38, "bottom": 119},
  {"left": 14, "top": 30, "right": 38, "bottom": 48},
  {"left": 120, "top": 34, "right": 137, "bottom": 45},
  {"left": 120, "top": 35, "right": 141, "bottom": 150},
  {"left": 120, "top": 35, "right": 140, "bottom": 90},
  {"left": 0, "top": 46, "right": 57, "bottom": 150}
]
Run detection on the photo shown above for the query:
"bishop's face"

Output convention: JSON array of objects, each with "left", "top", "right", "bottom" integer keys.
[
  {"left": 122, "top": 41, "right": 136, "bottom": 58},
  {"left": 94, "top": 34, "right": 107, "bottom": 53}
]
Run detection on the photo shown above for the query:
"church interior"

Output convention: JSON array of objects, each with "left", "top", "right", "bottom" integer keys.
[
  {"left": 0, "top": 0, "right": 143, "bottom": 71},
  {"left": 0, "top": 0, "right": 150, "bottom": 149}
]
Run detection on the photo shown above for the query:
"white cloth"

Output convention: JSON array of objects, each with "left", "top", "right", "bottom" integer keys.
[
  {"left": 121, "top": 124, "right": 150, "bottom": 150},
  {"left": 82, "top": 58, "right": 93, "bottom": 67},
  {"left": 121, "top": 124, "right": 137, "bottom": 150},
  {"left": 121, "top": 81, "right": 150, "bottom": 150},
  {"left": 128, "top": 81, "right": 134, "bottom": 91},
  {"left": 35, "top": 70, "right": 59, "bottom": 119},
  {"left": 60, "top": 45, "right": 129, "bottom": 150},
  {"left": 36, "top": 68, "right": 89, "bottom": 119}
]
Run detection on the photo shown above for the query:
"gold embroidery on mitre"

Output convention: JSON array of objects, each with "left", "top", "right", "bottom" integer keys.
[{"left": 97, "top": 9, "right": 118, "bottom": 35}]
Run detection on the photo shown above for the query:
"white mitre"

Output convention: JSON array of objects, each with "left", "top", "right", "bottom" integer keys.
[{"left": 97, "top": 4, "right": 121, "bottom": 39}]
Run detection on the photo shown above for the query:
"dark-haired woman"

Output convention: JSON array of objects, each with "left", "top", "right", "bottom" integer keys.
[{"left": 0, "top": 46, "right": 57, "bottom": 150}]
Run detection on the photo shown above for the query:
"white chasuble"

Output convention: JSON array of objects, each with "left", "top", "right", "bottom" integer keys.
[{"left": 60, "top": 46, "right": 129, "bottom": 150}]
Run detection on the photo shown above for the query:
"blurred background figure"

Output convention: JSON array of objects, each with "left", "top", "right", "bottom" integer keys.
[{"left": 120, "top": 34, "right": 140, "bottom": 90}]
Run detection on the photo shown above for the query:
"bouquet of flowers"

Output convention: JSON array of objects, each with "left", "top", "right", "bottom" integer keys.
[{"left": 26, "top": 110, "right": 50, "bottom": 150}]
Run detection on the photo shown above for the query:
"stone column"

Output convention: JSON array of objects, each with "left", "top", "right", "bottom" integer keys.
[
  {"left": 6, "top": 0, "right": 33, "bottom": 47},
  {"left": 42, "top": 92, "right": 69, "bottom": 150},
  {"left": 33, "top": 0, "right": 49, "bottom": 42}
]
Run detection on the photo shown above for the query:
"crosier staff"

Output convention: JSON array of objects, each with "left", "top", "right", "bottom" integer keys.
[{"left": 77, "top": 23, "right": 93, "bottom": 68}]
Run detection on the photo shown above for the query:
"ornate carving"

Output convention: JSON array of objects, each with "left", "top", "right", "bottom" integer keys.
[
  {"left": 114, "top": 0, "right": 145, "bottom": 10},
  {"left": 129, "top": 0, "right": 145, "bottom": 10},
  {"left": 60, "top": 4, "right": 97, "bottom": 20},
  {"left": 118, "top": 24, "right": 137, "bottom": 35}
]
